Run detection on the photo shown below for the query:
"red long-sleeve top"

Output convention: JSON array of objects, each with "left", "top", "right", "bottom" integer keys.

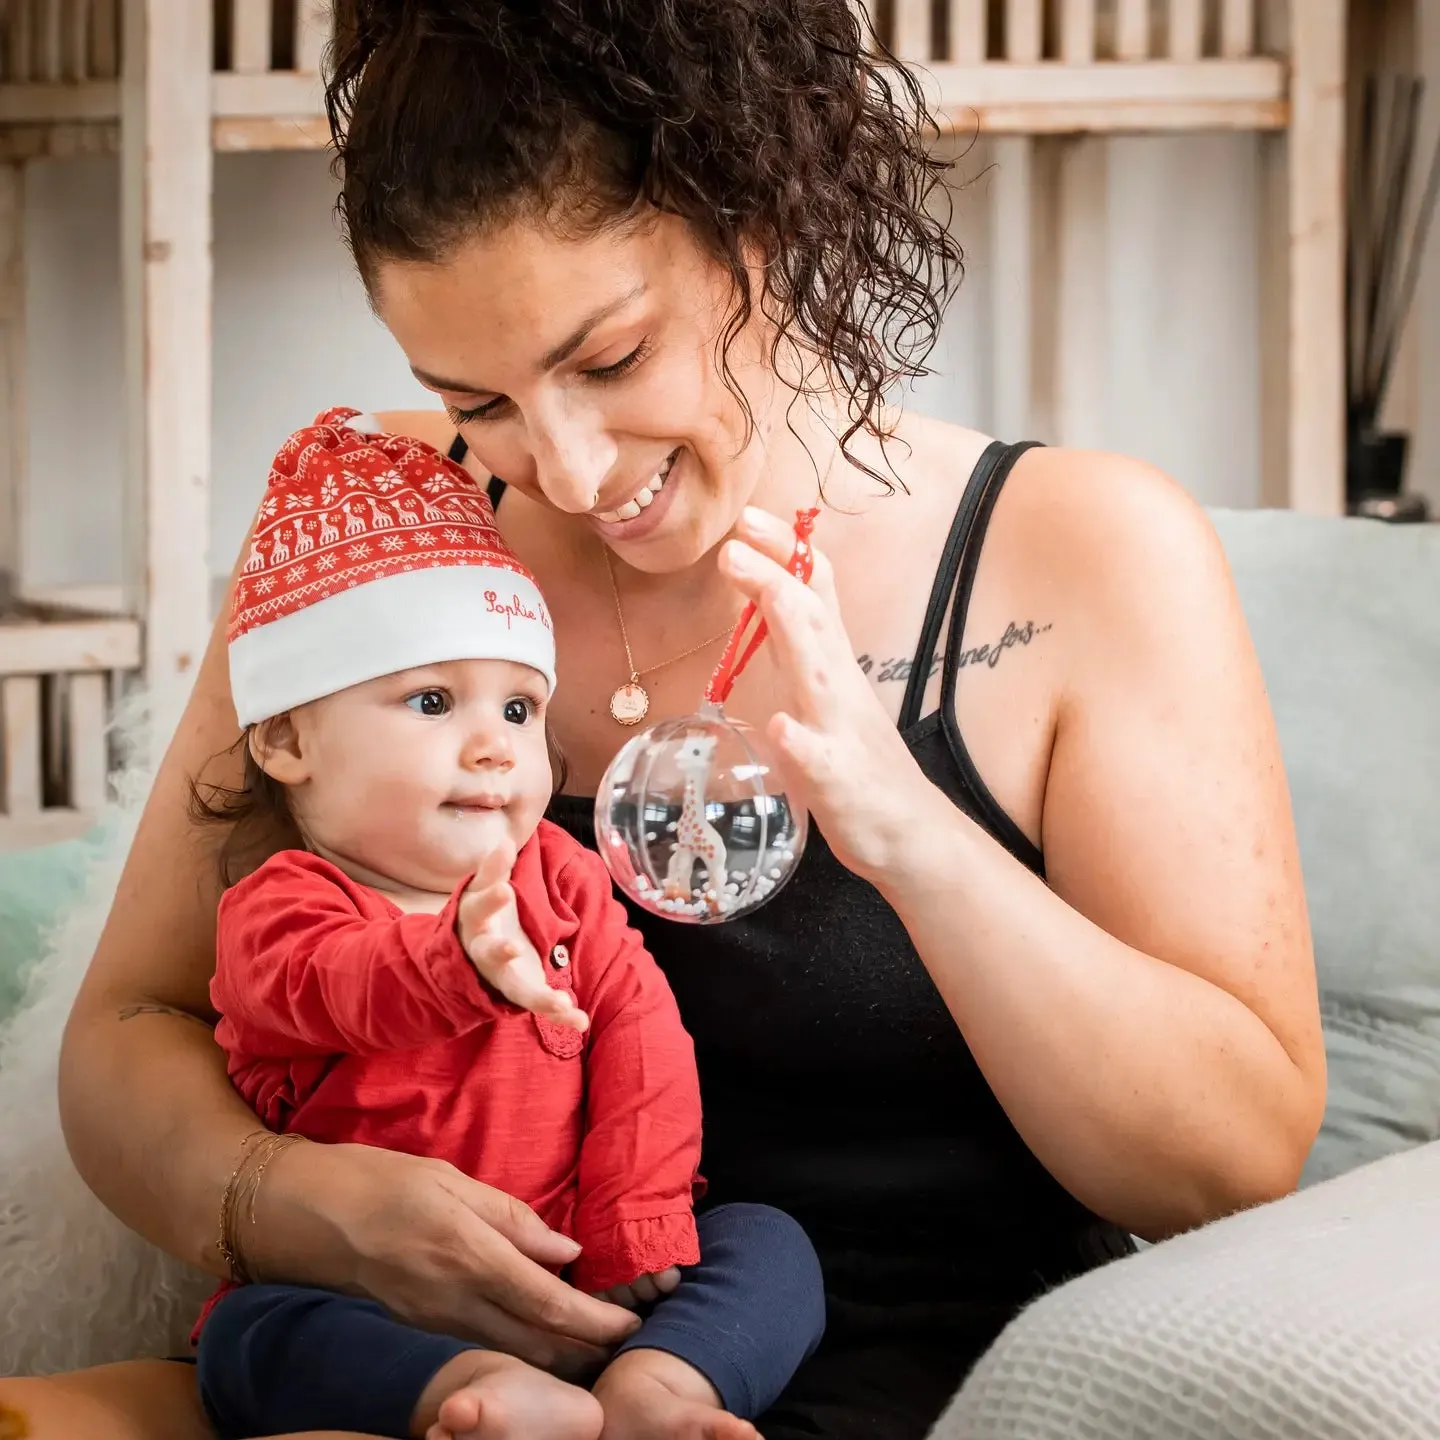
[{"left": 208, "top": 822, "right": 703, "bottom": 1301}]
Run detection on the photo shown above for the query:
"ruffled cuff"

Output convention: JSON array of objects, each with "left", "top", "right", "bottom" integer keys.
[{"left": 569, "top": 1209, "right": 701, "bottom": 1295}]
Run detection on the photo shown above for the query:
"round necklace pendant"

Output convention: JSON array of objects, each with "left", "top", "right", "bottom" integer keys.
[{"left": 609, "top": 680, "right": 650, "bottom": 726}]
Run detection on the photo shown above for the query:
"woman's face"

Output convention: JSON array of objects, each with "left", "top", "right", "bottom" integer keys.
[{"left": 372, "top": 212, "right": 785, "bottom": 574}]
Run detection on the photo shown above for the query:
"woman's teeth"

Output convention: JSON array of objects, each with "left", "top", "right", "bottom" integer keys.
[{"left": 596, "top": 453, "right": 677, "bottom": 522}]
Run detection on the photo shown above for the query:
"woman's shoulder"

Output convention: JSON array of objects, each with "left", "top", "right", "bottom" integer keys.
[
  {"left": 996, "top": 443, "right": 1233, "bottom": 624},
  {"left": 898, "top": 414, "right": 1221, "bottom": 579}
]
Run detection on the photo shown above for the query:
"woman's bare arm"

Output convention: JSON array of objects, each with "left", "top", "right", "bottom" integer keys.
[
  {"left": 58, "top": 582, "right": 256, "bottom": 1271},
  {"left": 874, "top": 458, "right": 1325, "bottom": 1237}
]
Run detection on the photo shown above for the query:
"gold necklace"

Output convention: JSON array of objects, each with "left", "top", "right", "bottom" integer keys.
[{"left": 602, "top": 548, "right": 737, "bottom": 726}]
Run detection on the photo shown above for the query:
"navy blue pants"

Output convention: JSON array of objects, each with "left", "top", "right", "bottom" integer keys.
[{"left": 198, "top": 1203, "right": 825, "bottom": 1440}]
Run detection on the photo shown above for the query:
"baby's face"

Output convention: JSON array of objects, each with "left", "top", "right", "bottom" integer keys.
[{"left": 279, "top": 658, "right": 553, "bottom": 896}]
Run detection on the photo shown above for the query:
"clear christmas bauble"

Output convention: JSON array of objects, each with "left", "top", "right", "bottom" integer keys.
[{"left": 595, "top": 705, "right": 807, "bottom": 923}]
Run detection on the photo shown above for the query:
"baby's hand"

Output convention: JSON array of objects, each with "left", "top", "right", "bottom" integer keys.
[
  {"left": 456, "top": 842, "right": 589, "bottom": 1032},
  {"left": 590, "top": 1267, "right": 682, "bottom": 1310}
]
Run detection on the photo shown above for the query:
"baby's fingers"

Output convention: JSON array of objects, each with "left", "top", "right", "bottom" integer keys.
[{"left": 482, "top": 952, "right": 589, "bottom": 1032}]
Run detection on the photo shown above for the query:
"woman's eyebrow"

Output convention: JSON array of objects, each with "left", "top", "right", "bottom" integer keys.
[{"left": 410, "top": 284, "right": 647, "bottom": 393}]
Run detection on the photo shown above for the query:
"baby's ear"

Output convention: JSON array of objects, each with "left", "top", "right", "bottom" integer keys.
[{"left": 249, "top": 713, "right": 308, "bottom": 785}]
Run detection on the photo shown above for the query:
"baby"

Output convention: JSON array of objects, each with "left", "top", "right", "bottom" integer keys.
[{"left": 193, "top": 409, "right": 825, "bottom": 1440}]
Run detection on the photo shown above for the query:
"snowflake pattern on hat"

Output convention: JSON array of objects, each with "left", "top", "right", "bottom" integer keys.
[{"left": 228, "top": 407, "right": 541, "bottom": 646}]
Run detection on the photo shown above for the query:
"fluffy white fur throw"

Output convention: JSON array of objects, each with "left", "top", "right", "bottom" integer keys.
[{"left": 0, "top": 698, "right": 212, "bottom": 1377}]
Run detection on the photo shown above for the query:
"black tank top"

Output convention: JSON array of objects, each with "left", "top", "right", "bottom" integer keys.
[{"left": 453, "top": 436, "right": 1132, "bottom": 1304}]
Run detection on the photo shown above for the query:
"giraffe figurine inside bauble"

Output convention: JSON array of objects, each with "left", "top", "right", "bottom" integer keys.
[{"left": 662, "top": 732, "right": 728, "bottom": 914}]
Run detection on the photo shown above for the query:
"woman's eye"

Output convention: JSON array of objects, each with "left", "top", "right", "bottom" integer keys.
[
  {"left": 503, "top": 697, "right": 534, "bottom": 726},
  {"left": 584, "top": 339, "right": 650, "bottom": 381},
  {"left": 446, "top": 398, "right": 506, "bottom": 425},
  {"left": 406, "top": 690, "right": 451, "bottom": 717}
]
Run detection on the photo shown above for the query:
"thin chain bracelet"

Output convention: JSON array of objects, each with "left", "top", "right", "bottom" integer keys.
[{"left": 217, "top": 1130, "right": 304, "bottom": 1283}]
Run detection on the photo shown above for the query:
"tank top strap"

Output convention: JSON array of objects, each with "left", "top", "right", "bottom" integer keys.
[
  {"left": 898, "top": 440, "right": 1037, "bottom": 728},
  {"left": 446, "top": 434, "right": 508, "bottom": 510},
  {"left": 899, "top": 439, "right": 1044, "bottom": 873}
]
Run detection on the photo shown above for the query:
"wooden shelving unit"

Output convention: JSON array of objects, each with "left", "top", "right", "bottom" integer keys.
[{"left": 0, "top": 0, "right": 1346, "bottom": 848}]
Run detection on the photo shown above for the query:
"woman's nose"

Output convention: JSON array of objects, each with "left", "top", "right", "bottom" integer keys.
[{"left": 529, "top": 397, "right": 617, "bottom": 515}]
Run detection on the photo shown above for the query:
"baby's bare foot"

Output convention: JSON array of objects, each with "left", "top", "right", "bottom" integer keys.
[
  {"left": 593, "top": 1349, "right": 760, "bottom": 1440},
  {"left": 415, "top": 1350, "right": 604, "bottom": 1440}
]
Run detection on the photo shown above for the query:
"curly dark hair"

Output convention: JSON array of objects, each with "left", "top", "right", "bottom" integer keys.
[{"left": 325, "top": 0, "right": 963, "bottom": 482}]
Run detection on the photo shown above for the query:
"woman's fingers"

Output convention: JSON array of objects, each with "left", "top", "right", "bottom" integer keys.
[
  {"left": 717, "top": 539, "right": 852, "bottom": 709},
  {"left": 447, "top": 1170, "right": 581, "bottom": 1266},
  {"left": 440, "top": 1173, "right": 640, "bottom": 1348},
  {"left": 734, "top": 504, "right": 839, "bottom": 605}
]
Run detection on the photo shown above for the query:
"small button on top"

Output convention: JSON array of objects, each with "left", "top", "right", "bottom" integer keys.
[{"left": 549, "top": 944, "right": 570, "bottom": 969}]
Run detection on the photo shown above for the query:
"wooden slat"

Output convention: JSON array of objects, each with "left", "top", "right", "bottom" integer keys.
[
  {"left": 2, "top": 674, "right": 42, "bottom": 815},
  {"left": 66, "top": 672, "right": 108, "bottom": 811},
  {"left": 121, "top": 2, "right": 215, "bottom": 733},
  {"left": 0, "top": 80, "right": 119, "bottom": 123},
  {"left": 1004, "top": 0, "right": 1042, "bottom": 62},
  {"left": 0, "top": 120, "right": 118, "bottom": 163},
  {"left": 231, "top": 0, "right": 272, "bottom": 75},
  {"left": 7, "top": 0, "right": 34, "bottom": 82},
  {"left": 1168, "top": 0, "right": 1204, "bottom": 62},
  {"left": 212, "top": 70, "right": 323, "bottom": 118},
  {"left": 922, "top": 57, "right": 1286, "bottom": 110},
  {"left": 988, "top": 135, "right": 1036, "bottom": 440},
  {"left": 892, "top": 0, "right": 931, "bottom": 62},
  {"left": 63, "top": 0, "right": 90, "bottom": 80},
  {"left": 18, "top": 582, "right": 126, "bottom": 613},
  {"left": 0, "top": 807, "right": 94, "bottom": 848},
  {"left": 0, "top": 618, "right": 141, "bottom": 674},
  {"left": 948, "top": 0, "right": 986, "bottom": 63},
  {"left": 1115, "top": 0, "right": 1148, "bottom": 60},
  {"left": 1287, "top": 0, "right": 1347, "bottom": 514},
  {"left": 91, "top": 0, "right": 118, "bottom": 79},
  {"left": 952, "top": 98, "right": 1286, "bottom": 131},
  {"left": 213, "top": 113, "right": 332, "bottom": 150},
  {"left": 0, "top": 164, "right": 24, "bottom": 603},
  {"left": 295, "top": 0, "right": 329, "bottom": 74},
  {"left": 1220, "top": 0, "right": 1255, "bottom": 60},
  {"left": 0, "top": 808, "right": 94, "bottom": 849},
  {"left": 38, "top": 0, "right": 64, "bottom": 81},
  {"left": 1060, "top": 0, "right": 1096, "bottom": 64}
]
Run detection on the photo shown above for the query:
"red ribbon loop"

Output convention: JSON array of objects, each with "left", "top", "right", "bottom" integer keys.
[{"left": 704, "top": 508, "right": 821, "bottom": 707}]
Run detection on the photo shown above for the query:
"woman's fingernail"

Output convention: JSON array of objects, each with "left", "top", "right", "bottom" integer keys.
[{"left": 741, "top": 506, "right": 771, "bottom": 527}]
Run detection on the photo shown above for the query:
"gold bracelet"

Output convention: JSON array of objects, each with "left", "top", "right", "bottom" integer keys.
[
  {"left": 217, "top": 1130, "right": 267, "bottom": 1283},
  {"left": 217, "top": 1130, "right": 305, "bottom": 1284}
]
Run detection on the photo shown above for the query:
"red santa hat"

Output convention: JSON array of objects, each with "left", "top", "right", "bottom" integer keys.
[{"left": 228, "top": 407, "right": 555, "bottom": 727}]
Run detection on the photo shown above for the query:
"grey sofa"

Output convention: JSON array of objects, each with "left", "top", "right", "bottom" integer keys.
[{"left": 935, "top": 510, "right": 1440, "bottom": 1439}]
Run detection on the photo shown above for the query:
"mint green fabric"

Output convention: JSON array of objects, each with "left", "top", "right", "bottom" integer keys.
[
  {"left": 0, "top": 829, "right": 104, "bottom": 1025},
  {"left": 1210, "top": 510, "right": 1440, "bottom": 1186}
]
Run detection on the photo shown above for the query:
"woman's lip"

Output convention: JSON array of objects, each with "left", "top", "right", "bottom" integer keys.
[
  {"left": 588, "top": 451, "right": 682, "bottom": 543},
  {"left": 445, "top": 799, "right": 506, "bottom": 812}
]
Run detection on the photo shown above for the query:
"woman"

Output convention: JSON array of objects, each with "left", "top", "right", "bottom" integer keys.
[{"left": 2, "top": 3, "right": 1325, "bottom": 1438}]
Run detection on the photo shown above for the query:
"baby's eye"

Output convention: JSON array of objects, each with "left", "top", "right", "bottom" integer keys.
[
  {"left": 503, "top": 697, "right": 535, "bottom": 726},
  {"left": 406, "top": 689, "right": 451, "bottom": 717}
]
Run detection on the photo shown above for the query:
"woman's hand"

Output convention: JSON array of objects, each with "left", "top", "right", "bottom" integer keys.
[
  {"left": 718, "top": 507, "right": 940, "bottom": 883},
  {"left": 251, "top": 1140, "right": 640, "bottom": 1378}
]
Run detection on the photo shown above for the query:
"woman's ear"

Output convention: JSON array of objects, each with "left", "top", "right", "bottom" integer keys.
[{"left": 249, "top": 713, "right": 308, "bottom": 786}]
